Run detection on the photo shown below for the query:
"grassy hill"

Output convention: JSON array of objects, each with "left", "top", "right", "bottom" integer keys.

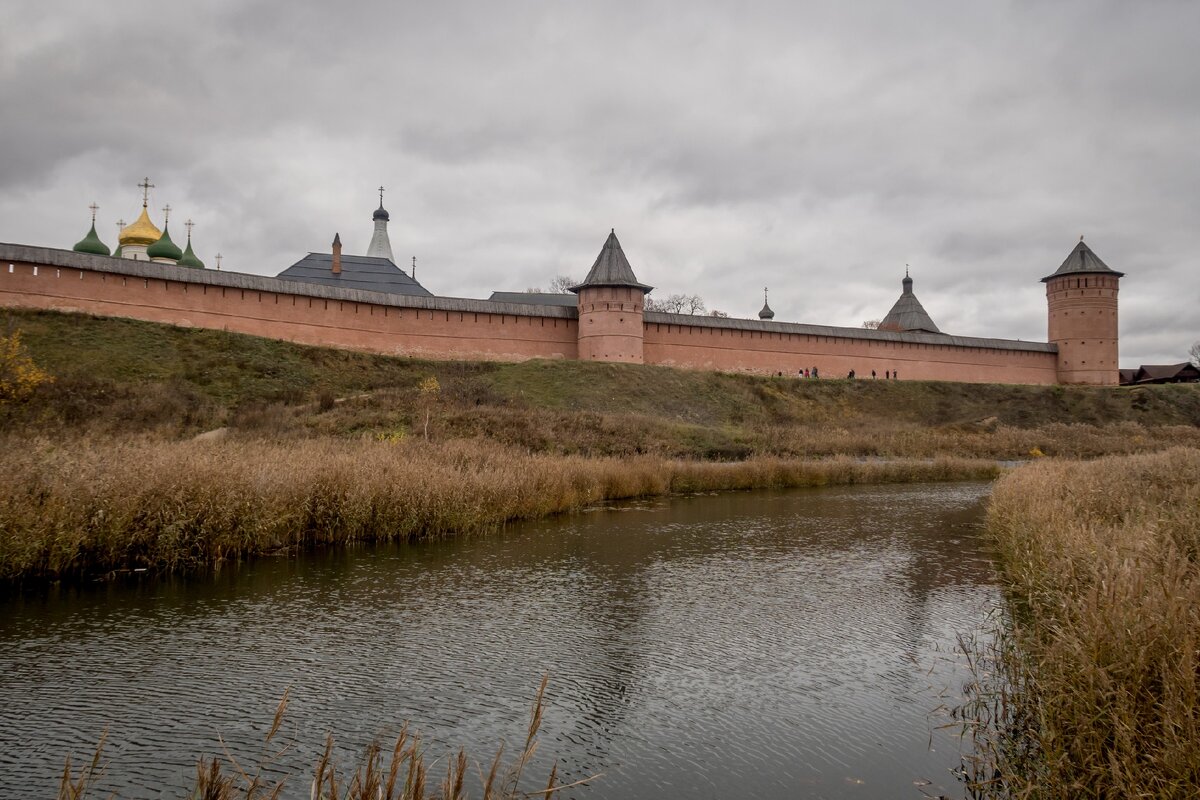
[{"left": 4, "top": 308, "right": 1199, "bottom": 459}]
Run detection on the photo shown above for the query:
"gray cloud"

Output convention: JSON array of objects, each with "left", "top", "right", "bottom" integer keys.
[{"left": 2, "top": 0, "right": 1197, "bottom": 365}]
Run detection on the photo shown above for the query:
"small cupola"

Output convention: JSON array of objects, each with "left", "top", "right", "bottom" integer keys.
[
  {"left": 72, "top": 203, "right": 111, "bottom": 256},
  {"left": 177, "top": 219, "right": 206, "bottom": 269},
  {"left": 366, "top": 186, "right": 396, "bottom": 261},
  {"left": 146, "top": 205, "right": 183, "bottom": 263},
  {"left": 758, "top": 287, "right": 775, "bottom": 320}
]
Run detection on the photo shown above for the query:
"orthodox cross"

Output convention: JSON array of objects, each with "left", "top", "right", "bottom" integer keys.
[
  {"left": 905, "top": 263, "right": 909, "bottom": 277},
  {"left": 215, "top": 253, "right": 223, "bottom": 270},
  {"left": 412, "top": 256, "right": 417, "bottom": 280},
  {"left": 138, "top": 177, "right": 154, "bottom": 206},
  {"left": 88, "top": 203, "right": 99, "bottom": 224},
  {"left": 185, "top": 219, "right": 194, "bottom": 240},
  {"left": 116, "top": 219, "right": 125, "bottom": 235},
  {"left": 763, "top": 286, "right": 768, "bottom": 304},
  {"left": 162, "top": 204, "right": 171, "bottom": 225},
  {"left": 379, "top": 185, "right": 385, "bottom": 205}
]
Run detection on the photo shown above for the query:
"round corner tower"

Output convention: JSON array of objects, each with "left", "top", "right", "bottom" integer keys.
[
  {"left": 571, "top": 230, "right": 653, "bottom": 363},
  {"left": 1042, "top": 239, "right": 1123, "bottom": 385}
]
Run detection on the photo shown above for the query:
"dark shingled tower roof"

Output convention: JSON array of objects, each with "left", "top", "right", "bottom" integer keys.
[
  {"left": 879, "top": 272, "right": 941, "bottom": 334},
  {"left": 1041, "top": 239, "right": 1124, "bottom": 282},
  {"left": 570, "top": 229, "right": 653, "bottom": 294},
  {"left": 277, "top": 253, "right": 432, "bottom": 296}
]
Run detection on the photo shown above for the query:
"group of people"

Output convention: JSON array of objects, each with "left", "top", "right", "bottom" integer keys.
[
  {"left": 846, "top": 369, "right": 900, "bottom": 380},
  {"left": 775, "top": 367, "right": 902, "bottom": 380}
]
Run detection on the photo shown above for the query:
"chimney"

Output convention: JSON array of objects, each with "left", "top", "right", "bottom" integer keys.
[{"left": 332, "top": 233, "right": 342, "bottom": 275}]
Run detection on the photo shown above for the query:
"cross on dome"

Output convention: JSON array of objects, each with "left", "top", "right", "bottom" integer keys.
[
  {"left": 138, "top": 177, "right": 154, "bottom": 207},
  {"left": 89, "top": 203, "right": 99, "bottom": 223}
]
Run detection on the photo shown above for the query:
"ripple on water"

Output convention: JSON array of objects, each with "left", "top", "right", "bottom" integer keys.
[{"left": 0, "top": 481, "right": 999, "bottom": 799}]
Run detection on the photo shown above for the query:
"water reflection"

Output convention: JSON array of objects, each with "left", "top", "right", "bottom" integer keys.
[{"left": 0, "top": 482, "right": 998, "bottom": 799}]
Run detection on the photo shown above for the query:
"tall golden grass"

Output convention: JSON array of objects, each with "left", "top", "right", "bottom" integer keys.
[
  {"left": 0, "top": 434, "right": 1000, "bottom": 581},
  {"left": 961, "top": 447, "right": 1200, "bottom": 798}
]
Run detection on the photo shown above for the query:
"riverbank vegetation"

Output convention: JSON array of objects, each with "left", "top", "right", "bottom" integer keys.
[
  {"left": 4, "top": 308, "right": 1199, "bottom": 461},
  {"left": 2, "top": 308, "right": 1199, "bottom": 583},
  {"left": 0, "top": 435, "right": 1000, "bottom": 581},
  {"left": 963, "top": 447, "right": 1200, "bottom": 797}
]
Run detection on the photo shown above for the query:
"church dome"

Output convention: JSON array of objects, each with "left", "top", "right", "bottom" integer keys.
[
  {"left": 373, "top": 203, "right": 390, "bottom": 222},
  {"left": 119, "top": 207, "right": 162, "bottom": 247},
  {"left": 146, "top": 224, "right": 183, "bottom": 261},
  {"left": 758, "top": 288, "right": 775, "bottom": 320},
  {"left": 73, "top": 223, "right": 111, "bottom": 256},
  {"left": 178, "top": 239, "right": 205, "bottom": 269}
]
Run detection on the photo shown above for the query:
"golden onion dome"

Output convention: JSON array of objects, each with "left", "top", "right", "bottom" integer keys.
[{"left": 119, "top": 206, "right": 162, "bottom": 247}]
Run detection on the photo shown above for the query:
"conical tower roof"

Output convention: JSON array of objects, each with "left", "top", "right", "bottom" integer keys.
[
  {"left": 570, "top": 229, "right": 653, "bottom": 294},
  {"left": 73, "top": 222, "right": 111, "bottom": 256},
  {"left": 1041, "top": 239, "right": 1124, "bottom": 282},
  {"left": 146, "top": 223, "right": 183, "bottom": 261},
  {"left": 879, "top": 272, "right": 940, "bottom": 333}
]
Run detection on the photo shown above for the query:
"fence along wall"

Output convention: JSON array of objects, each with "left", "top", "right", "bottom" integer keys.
[
  {"left": 0, "top": 246, "right": 577, "bottom": 361},
  {"left": 1, "top": 243, "right": 1060, "bottom": 384},
  {"left": 643, "top": 314, "right": 1059, "bottom": 384}
]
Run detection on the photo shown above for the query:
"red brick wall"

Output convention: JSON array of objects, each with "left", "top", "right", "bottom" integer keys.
[
  {"left": 643, "top": 320, "right": 1059, "bottom": 384},
  {"left": 0, "top": 261, "right": 577, "bottom": 361},
  {"left": 1, "top": 255, "right": 1062, "bottom": 384}
]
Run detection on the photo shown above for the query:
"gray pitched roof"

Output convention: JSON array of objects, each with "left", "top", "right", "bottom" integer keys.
[
  {"left": 1132, "top": 363, "right": 1200, "bottom": 383},
  {"left": 1042, "top": 240, "right": 1125, "bottom": 282},
  {"left": 277, "top": 253, "right": 432, "bottom": 297},
  {"left": 488, "top": 291, "right": 577, "bottom": 307},
  {"left": 570, "top": 230, "right": 653, "bottom": 293},
  {"left": 879, "top": 274, "right": 940, "bottom": 334}
]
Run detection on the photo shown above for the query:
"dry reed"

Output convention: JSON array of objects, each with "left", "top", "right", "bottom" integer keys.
[
  {"left": 961, "top": 447, "right": 1200, "bottom": 798},
  {"left": 0, "top": 434, "right": 1000, "bottom": 581},
  {"left": 58, "top": 676, "right": 579, "bottom": 800}
]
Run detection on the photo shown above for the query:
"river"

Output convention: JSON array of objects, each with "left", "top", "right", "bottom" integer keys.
[{"left": 0, "top": 481, "right": 999, "bottom": 799}]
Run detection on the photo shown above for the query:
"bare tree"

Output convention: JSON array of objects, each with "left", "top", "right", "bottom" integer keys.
[
  {"left": 862, "top": 319, "right": 882, "bottom": 330},
  {"left": 524, "top": 275, "right": 579, "bottom": 294},
  {"left": 709, "top": 309, "right": 730, "bottom": 318},
  {"left": 1191, "top": 340, "right": 1200, "bottom": 367},
  {"left": 646, "top": 293, "right": 707, "bottom": 314}
]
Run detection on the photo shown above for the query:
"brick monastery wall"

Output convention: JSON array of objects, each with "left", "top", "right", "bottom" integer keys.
[
  {"left": 644, "top": 314, "right": 1059, "bottom": 384},
  {"left": 1, "top": 244, "right": 1059, "bottom": 384},
  {"left": 0, "top": 246, "right": 577, "bottom": 361}
]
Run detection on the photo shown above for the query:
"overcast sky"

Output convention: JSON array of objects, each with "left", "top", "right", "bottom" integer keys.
[{"left": 2, "top": 0, "right": 1196, "bottom": 365}]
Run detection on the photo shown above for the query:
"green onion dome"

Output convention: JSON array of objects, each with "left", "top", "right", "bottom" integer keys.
[
  {"left": 178, "top": 239, "right": 205, "bottom": 269},
  {"left": 72, "top": 223, "right": 111, "bottom": 256},
  {"left": 146, "top": 224, "right": 183, "bottom": 261}
]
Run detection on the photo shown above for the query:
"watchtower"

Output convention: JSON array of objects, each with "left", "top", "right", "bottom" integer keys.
[
  {"left": 1043, "top": 239, "right": 1123, "bottom": 385},
  {"left": 571, "top": 230, "right": 653, "bottom": 363}
]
